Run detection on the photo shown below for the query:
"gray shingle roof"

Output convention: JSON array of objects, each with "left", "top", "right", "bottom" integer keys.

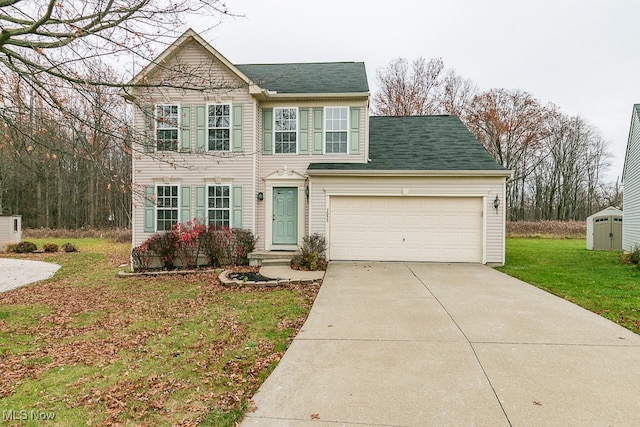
[
  {"left": 307, "top": 115, "right": 507, "bottom": 172},
  {"left": 236, "top": 62, "right": 369, "bottom": 94}
]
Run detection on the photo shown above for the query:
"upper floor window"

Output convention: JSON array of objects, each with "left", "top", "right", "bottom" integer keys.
[
  {"left": 274, "top": 108, "right": 297, "bottom": 154},
  {"left": 207, "top": 185, "right": 230, "bottom": 229},
  {"left": 156, "top": 185, "right": 179, "bottom": 231},
  {"left": 325, "top": 107, "right": 348, "bottom": 153},
  {"left": 156, "top": 105, "right": 179, "bottom": 151},
  {"left": 208, "top": 104, "right": 230, "bottom": 151}
]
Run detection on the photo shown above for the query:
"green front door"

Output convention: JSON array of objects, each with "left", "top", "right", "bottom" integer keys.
[{"left": 273, "top": 187, "right": 297, "bottom": 245}]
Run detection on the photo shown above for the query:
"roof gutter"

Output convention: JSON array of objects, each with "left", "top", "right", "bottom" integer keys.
[
  {"left": 253, "top": 91, "right": 370, "bottom": 101},
  {"left": 306, "top": 169, "right": 514, "bottom": 178}
]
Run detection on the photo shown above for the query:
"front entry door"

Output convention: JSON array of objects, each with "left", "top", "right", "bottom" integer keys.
[{"left": 273, "top": 187, "right": 298, "bottom": 245}]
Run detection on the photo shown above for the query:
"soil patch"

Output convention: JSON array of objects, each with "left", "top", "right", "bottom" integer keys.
[{"left": 228, "top": 271, "right": 273, "bottom": 282}]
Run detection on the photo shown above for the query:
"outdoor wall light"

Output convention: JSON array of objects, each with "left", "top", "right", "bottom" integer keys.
[
  {"left": 493, "top": 195, "right": 500, "bottom": 212},
  {"left": 257, "top": 192, "right": 264, "bottom": 201},
  {"left": 305, "top": 186, "right": 309, "bottom": 200}
]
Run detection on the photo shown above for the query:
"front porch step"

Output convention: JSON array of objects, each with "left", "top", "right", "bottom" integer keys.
[
  {"left": 261, "top": 258, "right": 293, "bottom": 267},
  {"left": 248, "top": 250, "right": 298, "bottom": 267}
]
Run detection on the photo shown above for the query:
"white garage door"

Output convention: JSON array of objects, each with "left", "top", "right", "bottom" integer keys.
[{"left": 329, "top": 196, "right": 483, "bottom": 262}]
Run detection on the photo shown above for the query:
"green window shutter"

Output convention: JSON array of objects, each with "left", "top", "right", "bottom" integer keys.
[
  {"left": 143, "top": 106, "right": 154, "bottom": 153},
  {"left": 299, "top": 108, "right": 309, "bottom": 155},
  {"left": 312, "top": 108, "right": 324, "bottom": 154},
  {"left": 195, "top": 185, "right": 206, "bottom": 224},
  {"left": 262, "top": 109, "right": 273, "bottom": 155},
  {"left": 232, "top": 104, "right": 243, "bottom": 152},
  {"left": 144, "top": 186, "right": 155, "bottom": 232},
  {"left": 350, "top": 107, "right": 360, "bottom": 154},
  {"left": 180, "top": 106, "right": 191, "bottom": 152},
  {"left": 195, "top": 105, "right": 206, "bottom": 152},
  {"left": 232, "top": 186, "right": 243, "bottom": 228},
  {"left": 181, "top": 186, "right": 191, "bottom": 222}
]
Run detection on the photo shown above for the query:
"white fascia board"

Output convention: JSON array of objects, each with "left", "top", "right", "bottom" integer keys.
[
  {"left": 307, "top": 169, "right": 514, "bottom": 178},
  {"left": 262, "top": 92, "right": 370, "bottom": 100}
]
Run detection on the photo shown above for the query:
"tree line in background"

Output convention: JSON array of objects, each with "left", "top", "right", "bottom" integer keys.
[
  {"left": 0, "top": 71, "right": 132, "bottom": 228},
  {"left": 0, "top": 0, "right": 230, "bottom": 229},
  {"left": 0, "top": 1, "right": 621, "bottom": 227},
  {"left": 374, "top": 57, "right": 622, "bottom": 221}
]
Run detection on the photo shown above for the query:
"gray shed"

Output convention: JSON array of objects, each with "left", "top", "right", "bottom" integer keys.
[
  {"left": 0, "top": 215, "right": 21, "bottom": 252},
  {"left": 586, "top": 207, "right": 623, "bottom": 251}
]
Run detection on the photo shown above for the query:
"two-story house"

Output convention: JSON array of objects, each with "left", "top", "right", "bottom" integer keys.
[{"left": 123, "top": 29, "right": 511, "bottom": 265}]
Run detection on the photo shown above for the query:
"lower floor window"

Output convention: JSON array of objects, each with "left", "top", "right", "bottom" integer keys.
[
  {"left": 208, "top": 185, "right": 230, "bottom": 229},
  {"left": 156, "top": 185, "right": 178, "bottom": 231}
]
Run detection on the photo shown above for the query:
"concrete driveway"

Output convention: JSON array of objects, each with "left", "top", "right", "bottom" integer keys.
[
  {"left": 0, "top": 259, "right": 60, "bottom": 293},
  {"left": 241, "top": 262, "right": 640, "bottom": 426}
]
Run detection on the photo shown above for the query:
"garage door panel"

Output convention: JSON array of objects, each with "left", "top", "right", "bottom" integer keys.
[{"left": 329, "top": 196, "right": 483, "bottom": 263}]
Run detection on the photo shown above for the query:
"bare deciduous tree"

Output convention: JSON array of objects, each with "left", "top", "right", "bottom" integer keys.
[
  {"left": 372, "top": 57, "right": 445, "bottom": 115},
  {"left": 465, "top": 88, "right": 555, "bottom": 219},
  {"left": 0, "top": 1, "right": 233, "bottom": 226}
]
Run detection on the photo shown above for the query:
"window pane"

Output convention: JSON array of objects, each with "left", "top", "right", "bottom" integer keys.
[
  {"left": 157, "top": 105, "right": 178, "bottom": 128},
  {"left": 207, "top": 185, "right": 231, "bottom": 228},
  {"left": 274, "top": 108, "right": 297, "bottom": 154},
  {"left": 325, "top": 107, "right": 348, "bottom": 153},
  {"left": 156, "top": 185, "right": 179, "bottom": 231},
  {"left": 156, "top": 105, "right": 179, "bottom": 151},
  {"left": 207, "top": 104, "right": 231, "bottom": 151},
  {"left": 208, "top": 129, "right": 230, "bottom": 151}
]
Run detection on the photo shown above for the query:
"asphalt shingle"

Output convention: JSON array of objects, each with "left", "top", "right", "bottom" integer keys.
[
  {"left": 307, "top": 115, "right": 507, "bottom": 172},
  {"left": 236, "top": 62, "right": 369, "bottom": 94}
]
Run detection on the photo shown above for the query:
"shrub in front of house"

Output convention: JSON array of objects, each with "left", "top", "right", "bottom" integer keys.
[
  {"left": 62, "top": 242, "right": 79, "bottom": 253},
  {"left": 8, "top": 241, "right": 38, "bottom": 254},
  {"left": 198, "top": 227, "right": 232, "bottom": 268},
  {"left": 621, "top": 245, "right": 640, "bottom": 265},
  {"left": 232, "top": 228, "right": 256, "bottom": 266},
  {"left": 145, "top": 230, "right": 180, "bottom": 270},
  {"left": 131, "top": 243, "right": 152, "bottom": 272},
  {"left": 43, "top": 243, "right": 59, "bottom": 253},
  {"left": 174, "top": 220, "right": 206, "bottom": 270},
  {"left": 198, "top": 226, "right": 256, "bottom": 267},
  {"left": 131, "top": 220, "right": 256, "bottom": 272},
  {"left": 292, "top": 233, "right": 327, "bottom": 271}
]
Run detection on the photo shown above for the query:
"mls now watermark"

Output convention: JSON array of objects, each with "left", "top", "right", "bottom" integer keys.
[{"left": 2, "top": 409, "right": 56, "bottom": 421}]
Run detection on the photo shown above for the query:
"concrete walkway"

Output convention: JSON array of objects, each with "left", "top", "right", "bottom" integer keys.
[
  {"left": 241, "top": 262, "right": 640, "bottom": 426},
  {"left": 0, "top": 259, "right": 60, "bottom": 293}
]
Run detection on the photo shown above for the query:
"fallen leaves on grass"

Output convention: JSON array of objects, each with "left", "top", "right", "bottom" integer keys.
[{"left": 0, "top": 259, "right": 320, "bottom": 425}]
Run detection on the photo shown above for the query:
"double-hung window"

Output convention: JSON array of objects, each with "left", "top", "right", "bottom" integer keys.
[
  {"left": 156, "top": 185, "right": 179, "bottom": 231},
  {"left": 156, "top": 105, "right": 179, "bottom": 151},
  {"left": 274, "top": 108, "right": 297, "bottom": 154},
  {"left": 207, "top": 185, "right": 230, "bottom": 229},
  {"left": 207, "top": 104, "right": 230, "bottom": 151},
  {"left": 324, "top": 107, "right": 349, "bottom": 153}
]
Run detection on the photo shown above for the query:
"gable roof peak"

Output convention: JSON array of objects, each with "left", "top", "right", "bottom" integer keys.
[{"left": 123, "top": 28, "right": 256, "bottom": 97}]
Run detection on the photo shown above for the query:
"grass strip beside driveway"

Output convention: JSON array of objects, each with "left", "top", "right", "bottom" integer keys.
[{"left": 497, "top": 238, "right": 640, "bottom": 335}]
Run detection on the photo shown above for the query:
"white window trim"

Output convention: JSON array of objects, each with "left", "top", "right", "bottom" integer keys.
[
  {"left": 155, "top": 104, "right": 180, "bottom": 152},
  {"left": 154, "top": 183, "right": 180, "bottom": 232},
  {"left": 323, "top": 106, "right": 349, "bottom": 155},
  {"left": 206, "top": 103, "right": 232, "bottom": 152},
  {"left": 206, "top": 183, "right": 233, "bottom": 228},
  {"left": 273, "top": 107, "right": 299, "bottom": 155}
]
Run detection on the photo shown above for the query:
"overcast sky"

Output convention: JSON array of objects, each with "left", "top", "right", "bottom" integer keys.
[{"left": 190, "top": 0, "right": 639, "bottom": 183}]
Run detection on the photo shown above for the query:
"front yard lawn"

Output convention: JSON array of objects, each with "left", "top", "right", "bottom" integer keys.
[
  {"left": 0, "top": 238, "right": 319, "bottom": 426},
  {"left": 497, "top": 238, "right": 640, "bottom": 334}
]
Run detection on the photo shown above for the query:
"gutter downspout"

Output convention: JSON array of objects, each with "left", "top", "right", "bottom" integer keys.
[{"left": 252, "top": 101, "right": 257, "bottom": 235}]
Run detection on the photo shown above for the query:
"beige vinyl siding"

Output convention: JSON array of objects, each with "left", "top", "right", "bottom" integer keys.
[
  {"left": 259, "top": 100, "right": 368, "bottom": 159},
  {"left": 623, "top": 110, "right": 640, "bottom": 251},
  {"left": 254, "top": 101, "right": 368, "bottom": 250},
  {"left": 131, "top": 40, "right": 258, "bottom": 247},
  {"left": 308, "top": 175, "right": 507, "bottom": 265}
]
